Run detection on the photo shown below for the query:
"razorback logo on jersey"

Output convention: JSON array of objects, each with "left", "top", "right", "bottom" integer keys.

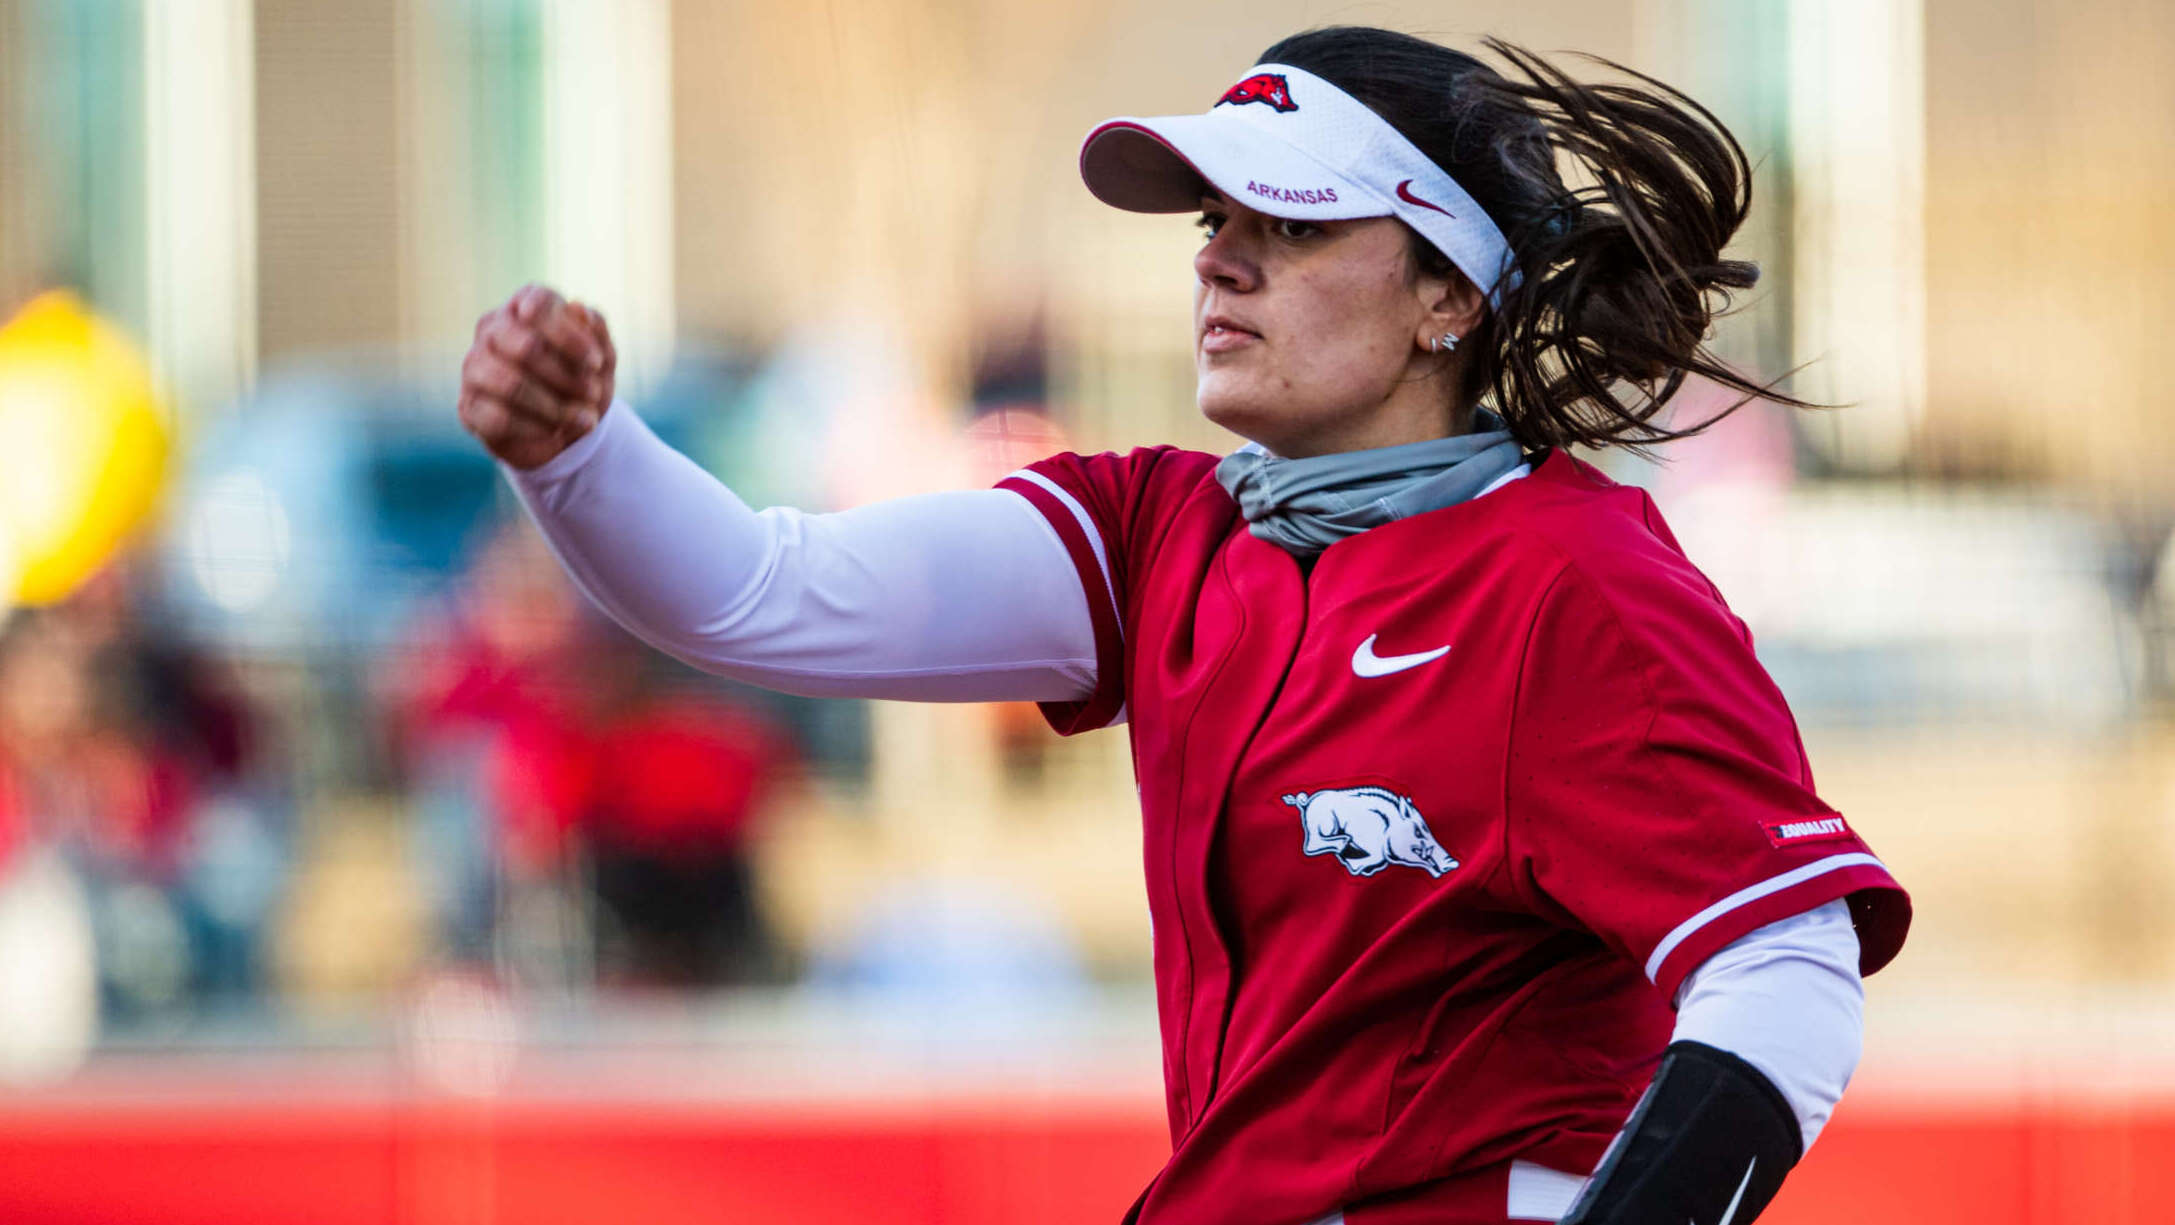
[
  {"left": 1218, "top": 72, "right": 1296, "bottom": 113},
  {"left": 1763, "top": 815, "right": 1854, "bottom": 848},
  {"left": 1284, "top": 786, "right": 1458, "bottom": 878}
]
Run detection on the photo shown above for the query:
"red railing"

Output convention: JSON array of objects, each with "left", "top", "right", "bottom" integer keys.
[{"left": 0, "top": 1090, "right": 2167, "bottom": 1223}]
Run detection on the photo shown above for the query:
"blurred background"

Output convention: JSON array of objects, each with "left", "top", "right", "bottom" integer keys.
[{"left": 0, "top": 0, "right": 2171, "bottom": 1222}]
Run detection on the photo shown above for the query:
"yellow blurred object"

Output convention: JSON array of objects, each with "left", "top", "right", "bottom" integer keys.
[{"left": 0, "top": 291, "right": 172, "bottom": 606}]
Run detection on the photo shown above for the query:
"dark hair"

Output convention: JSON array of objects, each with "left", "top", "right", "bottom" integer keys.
[{"left": 1258, "top": 27, "right": 1812, "bottom": 455}]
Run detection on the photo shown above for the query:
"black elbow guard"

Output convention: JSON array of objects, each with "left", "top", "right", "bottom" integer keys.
[{"left": 1559, "top": 1041, "right": 1803, "bottom": 1225}]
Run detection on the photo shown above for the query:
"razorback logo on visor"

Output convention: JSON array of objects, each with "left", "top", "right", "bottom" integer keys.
[
  {"left": 1763, "top": 815, "right": 1854, "bottom": 847},
  {"left": 1218, "top": 73, "right": 1296, "bottom": 112}
]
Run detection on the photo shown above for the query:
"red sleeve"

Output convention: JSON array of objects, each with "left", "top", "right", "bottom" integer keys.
[
  {"left": 1503, "top": 560, "right": 1911, "bottom": 1004},
  {"left": 995, "top": 446, "right": 1207, "bottom": 736}
]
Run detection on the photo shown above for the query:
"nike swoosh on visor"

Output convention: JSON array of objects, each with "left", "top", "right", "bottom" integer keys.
[{"left": 1395, "top": 179, "right": 1454, "bottom": 218}]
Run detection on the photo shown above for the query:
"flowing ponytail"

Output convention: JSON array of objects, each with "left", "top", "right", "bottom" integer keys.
[{"left": 1260, "top": 28, "right": 1812, "bottom": 454}]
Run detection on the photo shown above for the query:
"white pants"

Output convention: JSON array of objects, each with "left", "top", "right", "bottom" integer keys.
[{"left": 1298, "top": 1159, "right": 1587, "bottom": 1225}]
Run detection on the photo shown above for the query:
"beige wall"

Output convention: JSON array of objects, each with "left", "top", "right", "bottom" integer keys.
[
  {"left": 671, "top": 0, "right": 1639, "bottom": 436},
  {"left": 255, "top": 0, "right": 404, "bottom": 362},
  {"left": 20, "top": 0, "right": 2173, "bottom": 499},
  {"left": 673, "top": 0, "right": 2175, "bottom": 509},
  {"left": 0, "top": 0, "right": 31, "bottom": 312},
  {"left": 1922, "top": 0, "right": 2175, "bottom": 508}
]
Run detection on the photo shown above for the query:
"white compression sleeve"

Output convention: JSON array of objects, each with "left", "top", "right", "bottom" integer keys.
[
  {"left": 1669, "top": 898, "right": 1864, "bottom": 1151},
  {"left": 499, "top": 400, "right": 1100, "bottom": 702}
]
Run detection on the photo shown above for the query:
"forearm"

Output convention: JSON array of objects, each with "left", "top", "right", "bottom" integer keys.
[
  {"left": 500, "top": 400, "right": 1099, "bottom": 701},
  {"left": 1670, "top": 898, "right": 1862, "bottom": 1149},
  {"left": 1561, "top": 900, "right": 1862, "bottom": 1224}
]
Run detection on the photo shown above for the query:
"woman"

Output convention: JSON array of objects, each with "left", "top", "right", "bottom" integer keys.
[{"left": 457, "top": 27, "right": 1909, "bottom": 1225}]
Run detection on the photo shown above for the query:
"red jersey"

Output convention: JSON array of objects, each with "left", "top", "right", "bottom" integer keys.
[{"left": 997, "top": 445, "right": 1910, "bottom": 1225}]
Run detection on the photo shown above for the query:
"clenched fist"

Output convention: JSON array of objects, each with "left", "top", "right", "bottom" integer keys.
[{"left": 459, "top": 284, "right": 617, "bottom": 470}]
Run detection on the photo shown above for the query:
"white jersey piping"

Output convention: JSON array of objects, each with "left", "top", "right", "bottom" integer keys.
[
  {"left": 1644, "top": 853, "right": 1882, "bottom": 983},
  {"left": 1008, "top": 468, "right": 1124, "bottom": 644}
]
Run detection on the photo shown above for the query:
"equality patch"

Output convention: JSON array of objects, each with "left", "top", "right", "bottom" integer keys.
[{"left": 1763, "top": 815, "right": 1854, "bottom": 848}]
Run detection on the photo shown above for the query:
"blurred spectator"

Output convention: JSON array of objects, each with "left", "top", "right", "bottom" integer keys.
[
  {"left": 0, "top": 634, "right": 95, "bottom": 1081},
  {"left": 571, "top": 629, "right": 795, "bottom": 989},
  {"left": 0, "top": 831, "right": 96, "bottom": 1084},
  {"left": 83, "top": 558, "right": 289, "bottom": 1009},
  {"left": 386, "top": 518, "right": 796, "bottom": 991},
  {"left": 0, "top": 552, "right": 285, "bottom": 1024},
  {"left": 385, "top": 517, "right": 595, "bottom": 964}
]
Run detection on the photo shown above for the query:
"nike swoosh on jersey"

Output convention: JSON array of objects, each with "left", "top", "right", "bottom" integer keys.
[
  {"left": 1351, "top": 634, "right": 1451, "bottom": 678},
  {"left": 1709, "top": 1156, "right": 1757, "bottom": 1225}
]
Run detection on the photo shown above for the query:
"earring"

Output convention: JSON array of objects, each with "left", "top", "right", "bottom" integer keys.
[{"left": 1430, "top": 333, "right": 1460, "bottom": 354}]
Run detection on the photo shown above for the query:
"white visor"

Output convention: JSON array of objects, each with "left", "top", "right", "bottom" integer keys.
[{"left": 1079, "top": 63, "right": 1520, "bottom": 306}]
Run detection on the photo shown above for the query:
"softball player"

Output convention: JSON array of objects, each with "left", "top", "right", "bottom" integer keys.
[{"left": 459, "top": 27, "right": 1909, "bottom": 1225}]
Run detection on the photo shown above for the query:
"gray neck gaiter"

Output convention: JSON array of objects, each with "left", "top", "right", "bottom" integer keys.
[{"left": 1213, "top": 408, "right": 1524, "bottom": 558}]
